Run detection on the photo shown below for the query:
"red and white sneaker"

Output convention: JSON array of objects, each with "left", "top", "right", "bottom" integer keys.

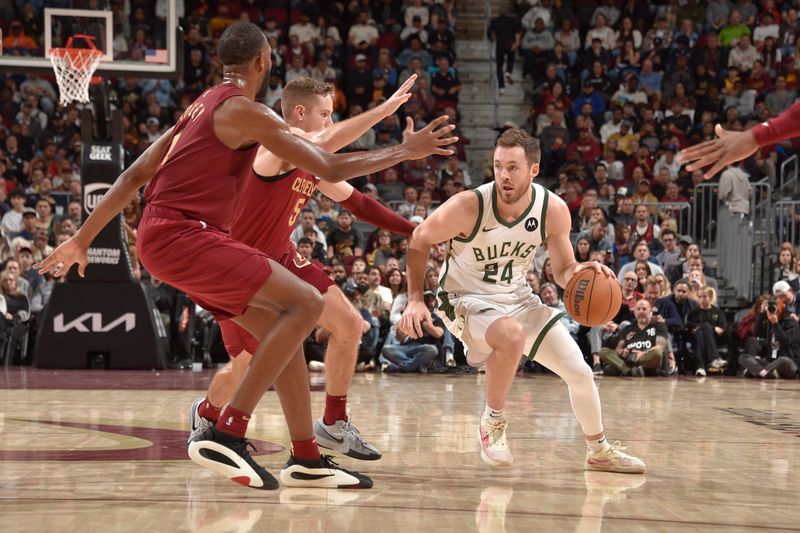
[
  {"left": 478, "top": 416, "right": 513, "bottom": 466},
  {"left": 585, "top": 441, "right": 646, "bottom": 474}
]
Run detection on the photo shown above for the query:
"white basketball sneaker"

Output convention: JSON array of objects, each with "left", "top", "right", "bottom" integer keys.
[
  {"left": 478, "top": 416, "right": 513, "bottom": 466},
  {"left": 279, "top": 455, "right": 373, "bottom": 489},
  {"left": 585, "top": 441, "right": 646, "bottom": 474}
]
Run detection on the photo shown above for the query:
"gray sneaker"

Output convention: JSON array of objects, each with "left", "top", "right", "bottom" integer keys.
[
  {"left": 313, "top": 416, "right": 382, "bottom": 461},
  {"left": 188, "top": 397, "right": 214, "bottom": 443}
]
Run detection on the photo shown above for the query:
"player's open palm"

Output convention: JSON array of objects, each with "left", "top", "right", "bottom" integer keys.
[
  {"left": 400, "top": 299, "right": 432, "bottom": 339},
  {"left": 402, "top": 116, "right": 458, "bottom": 159},
  {"left": 34, "top": 236, "right": 89, "bottom": 278},
  {"left": 382, "top": 74, "right": 416, "bottom": 116},
  {"left": 678, "top": 124, "right": 759, "bottom": 180}
]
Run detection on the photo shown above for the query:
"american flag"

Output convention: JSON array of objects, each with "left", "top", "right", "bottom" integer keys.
[{"left": 145, "top": 49, "right": 168, "bottom": 64}]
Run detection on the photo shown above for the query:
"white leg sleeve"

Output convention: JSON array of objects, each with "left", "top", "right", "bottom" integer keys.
[{"left": 534, "top": 323, "right": 604, "bottom": 436}]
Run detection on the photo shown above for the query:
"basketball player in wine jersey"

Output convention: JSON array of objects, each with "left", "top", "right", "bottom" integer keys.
[
  {"left": 400, "top": 129, "right": 644, "bottom": 473},
  {"left": 188, "top": 76, "right": 420, "bottom": 484},
  {"left": 37, "top": 22, "right": 457, "bottom": 490}
]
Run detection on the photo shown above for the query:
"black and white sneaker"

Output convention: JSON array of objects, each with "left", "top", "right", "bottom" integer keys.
[
  {"left": 188, "top": 426, "right": 279, "bottom": 490},
  {"left": 314, "top": 416, "right": 382, "bottom": 460},
  {"left": 188, "top": 397, "right": 214, "bottom": 443},
  {"left": 279, "top": 455, "right": 373, "bottom": 489}
]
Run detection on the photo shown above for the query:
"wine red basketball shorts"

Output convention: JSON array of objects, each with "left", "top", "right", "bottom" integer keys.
[
  {"left": 219, "top": 249, "right": 335, "bottom": 357},
  {"left": 137, "top": 205, "right": 273, "bottom": 321}
]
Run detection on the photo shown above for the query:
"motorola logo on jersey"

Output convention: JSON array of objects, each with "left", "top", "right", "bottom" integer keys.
[
  {"left": 524, "top": 217, "right": 539, "bottom": 232},
  {"left": 53, "top": 312, "right": 137, "bottom": 333},
  {"left": 84, "top": 183, "right": 112, "bottom": 214}
]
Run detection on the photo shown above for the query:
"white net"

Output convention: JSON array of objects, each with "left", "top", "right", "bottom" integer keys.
[{"left": 49, "top": 48, "right": 103, "bottom": 106}]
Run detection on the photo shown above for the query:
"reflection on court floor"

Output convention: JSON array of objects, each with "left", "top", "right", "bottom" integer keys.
[{"left": 1, "top": 368, "right": 798, "bottom": 532}]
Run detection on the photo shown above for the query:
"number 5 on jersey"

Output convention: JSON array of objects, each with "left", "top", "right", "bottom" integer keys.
[{"left": 288, "top": 198, "right": 305, "bottom": 226}]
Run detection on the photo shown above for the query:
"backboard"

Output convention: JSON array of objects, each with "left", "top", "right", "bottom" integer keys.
[{"left": 0, "top": 0, "right": 182, "bottom": 79}]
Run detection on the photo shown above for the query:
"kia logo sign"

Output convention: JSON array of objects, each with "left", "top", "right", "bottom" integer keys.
[
  {"left": 84, "top": 183, "right": 112, "bottom": 214},
  {"left": 53, "top": 312, "right": 136, "bottom": 333}
]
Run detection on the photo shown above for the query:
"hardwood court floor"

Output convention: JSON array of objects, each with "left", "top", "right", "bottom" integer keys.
[{"left": 1, "top": 368, "right": 798, "bottom": 532}]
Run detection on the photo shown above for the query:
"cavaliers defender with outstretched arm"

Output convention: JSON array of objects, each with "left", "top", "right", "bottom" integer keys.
[
  {"left": 678, "top": 101, "right": 800, "bottom": 179},
  {"left": 37, "top": 22, "right": 457, "bottom": 490},
  {"left": 188, "top": 77, "right": 419, "bottom": 485}
]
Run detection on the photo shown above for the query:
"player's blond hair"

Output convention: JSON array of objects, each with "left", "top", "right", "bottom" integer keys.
[
  {"left": 495, "top": 128, "right": 541, "bottom": 165},
  {"left": 281, "top": 77, "right": 334, "bottom": 119}
]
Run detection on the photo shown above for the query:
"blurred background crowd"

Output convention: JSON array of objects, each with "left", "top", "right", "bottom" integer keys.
[{"left": 0, "top": 0, "right": 797, "bottom": 381}]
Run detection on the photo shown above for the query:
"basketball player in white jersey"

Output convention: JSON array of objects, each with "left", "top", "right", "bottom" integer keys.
[{"left": 400, "top": 128, "right": 644, "bottom": 472}]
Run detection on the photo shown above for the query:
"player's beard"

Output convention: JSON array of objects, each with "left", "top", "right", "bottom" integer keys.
[
  {"left": 255, "top": 69, "right": 270, "bottom": 102},
  {"left": 499, "top": 183, "right": 528, "bottom": 205}
]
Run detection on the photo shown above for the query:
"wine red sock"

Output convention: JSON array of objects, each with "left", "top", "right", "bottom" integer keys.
[
  {"left": 198, "top": 398, "right": 222, "bottom": 422},
  {"left": 215, "top": 405, "right": 251, "bottom": 438},
  {"left": 323, "top": 394, "right": 348, "bottom": 426},
  {"left": 291, "top": 437, "right": 322, "bottom": 462}
]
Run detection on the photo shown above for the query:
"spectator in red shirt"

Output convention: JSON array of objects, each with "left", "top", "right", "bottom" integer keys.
[
  {"left": 746, "top": 60, "right": 773, "bottom": 93},
  {"left": 566, "top": 128, "right": 601, "bottom": 166}
]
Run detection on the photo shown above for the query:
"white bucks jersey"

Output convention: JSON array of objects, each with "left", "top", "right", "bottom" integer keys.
[{"left": 439, "top": 182, "right": 550, "bottom": 309}]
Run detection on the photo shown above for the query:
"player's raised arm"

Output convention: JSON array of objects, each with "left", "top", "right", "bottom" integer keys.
[
  {"left": 400, "top": 191, "right": 478, "bottom": 338},
  {"left": 676, "top": 125, "right": 759, "bottom": 180},
  {"left": 223, "top": 99, "right": 457, "bottom": 183},
  {"left": 544, "top": 194, "right": 613, "bottom": 289},
  {"left": 678, "top": 102, "right": 800, "bottom": 179},
  {"left": 309, "top": 74, "right": 417, "bottom": 152},
  {"left": 35, "top": 126, "right": 176, "bottom": 277}
]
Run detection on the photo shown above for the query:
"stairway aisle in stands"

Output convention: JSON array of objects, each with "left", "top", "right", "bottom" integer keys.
[{"left": 455, "top": 0, "right": 531, "bottom": 181}]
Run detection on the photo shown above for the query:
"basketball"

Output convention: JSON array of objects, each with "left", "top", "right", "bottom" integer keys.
[{"left": 563, "top": 269, "right": 622, "bottom": 327}]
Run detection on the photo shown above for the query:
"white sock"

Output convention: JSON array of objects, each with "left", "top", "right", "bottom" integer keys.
[
  {"left": 586, "top": 437, "right": 608, "bottom": 452},
  {"left": 483, "top": 405, "right": 504, "bottom": 420}
]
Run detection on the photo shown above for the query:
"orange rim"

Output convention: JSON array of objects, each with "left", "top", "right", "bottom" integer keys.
[{"left": 49, "top": 47, "right": 103, "bottom": 68}]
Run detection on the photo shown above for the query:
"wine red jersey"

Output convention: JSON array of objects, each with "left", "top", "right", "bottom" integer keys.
[
  {"left": 752, "top": 101, "right": 800, "bottom": 146},
  {"left": 145, "top": 83, "right": 258, "bottom": 231},
  {"left": 230, "top": 167, "right": 320, "bottom": 257}
]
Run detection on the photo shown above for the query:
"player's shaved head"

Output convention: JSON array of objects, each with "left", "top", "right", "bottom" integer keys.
[
  {"left": 218, "top": 22, "right": 267, "bottom": 66},
  {"left": 496, "top": 128, "right": 540, "bottom": 165}
]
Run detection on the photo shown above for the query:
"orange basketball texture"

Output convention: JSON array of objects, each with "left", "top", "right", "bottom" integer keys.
[{"left": 563, "top": 269, "right": 622, "bottom": 327}]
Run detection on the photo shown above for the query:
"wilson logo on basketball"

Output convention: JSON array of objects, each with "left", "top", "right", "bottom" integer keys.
[{"left": 571, "top": 279, "right": 590, "bottom": 316}]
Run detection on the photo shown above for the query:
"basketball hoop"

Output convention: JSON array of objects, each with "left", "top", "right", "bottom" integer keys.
[{"left": 49, "top": 35, "right": 103, "bottom": 106}]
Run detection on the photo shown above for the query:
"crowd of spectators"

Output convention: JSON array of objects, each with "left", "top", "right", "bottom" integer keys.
[
  {"left": 484, "top": 0, "right": 800, "bottom": 379},
  {"left": 0, "top": 0, "right": 797, "bottom": 380}
]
